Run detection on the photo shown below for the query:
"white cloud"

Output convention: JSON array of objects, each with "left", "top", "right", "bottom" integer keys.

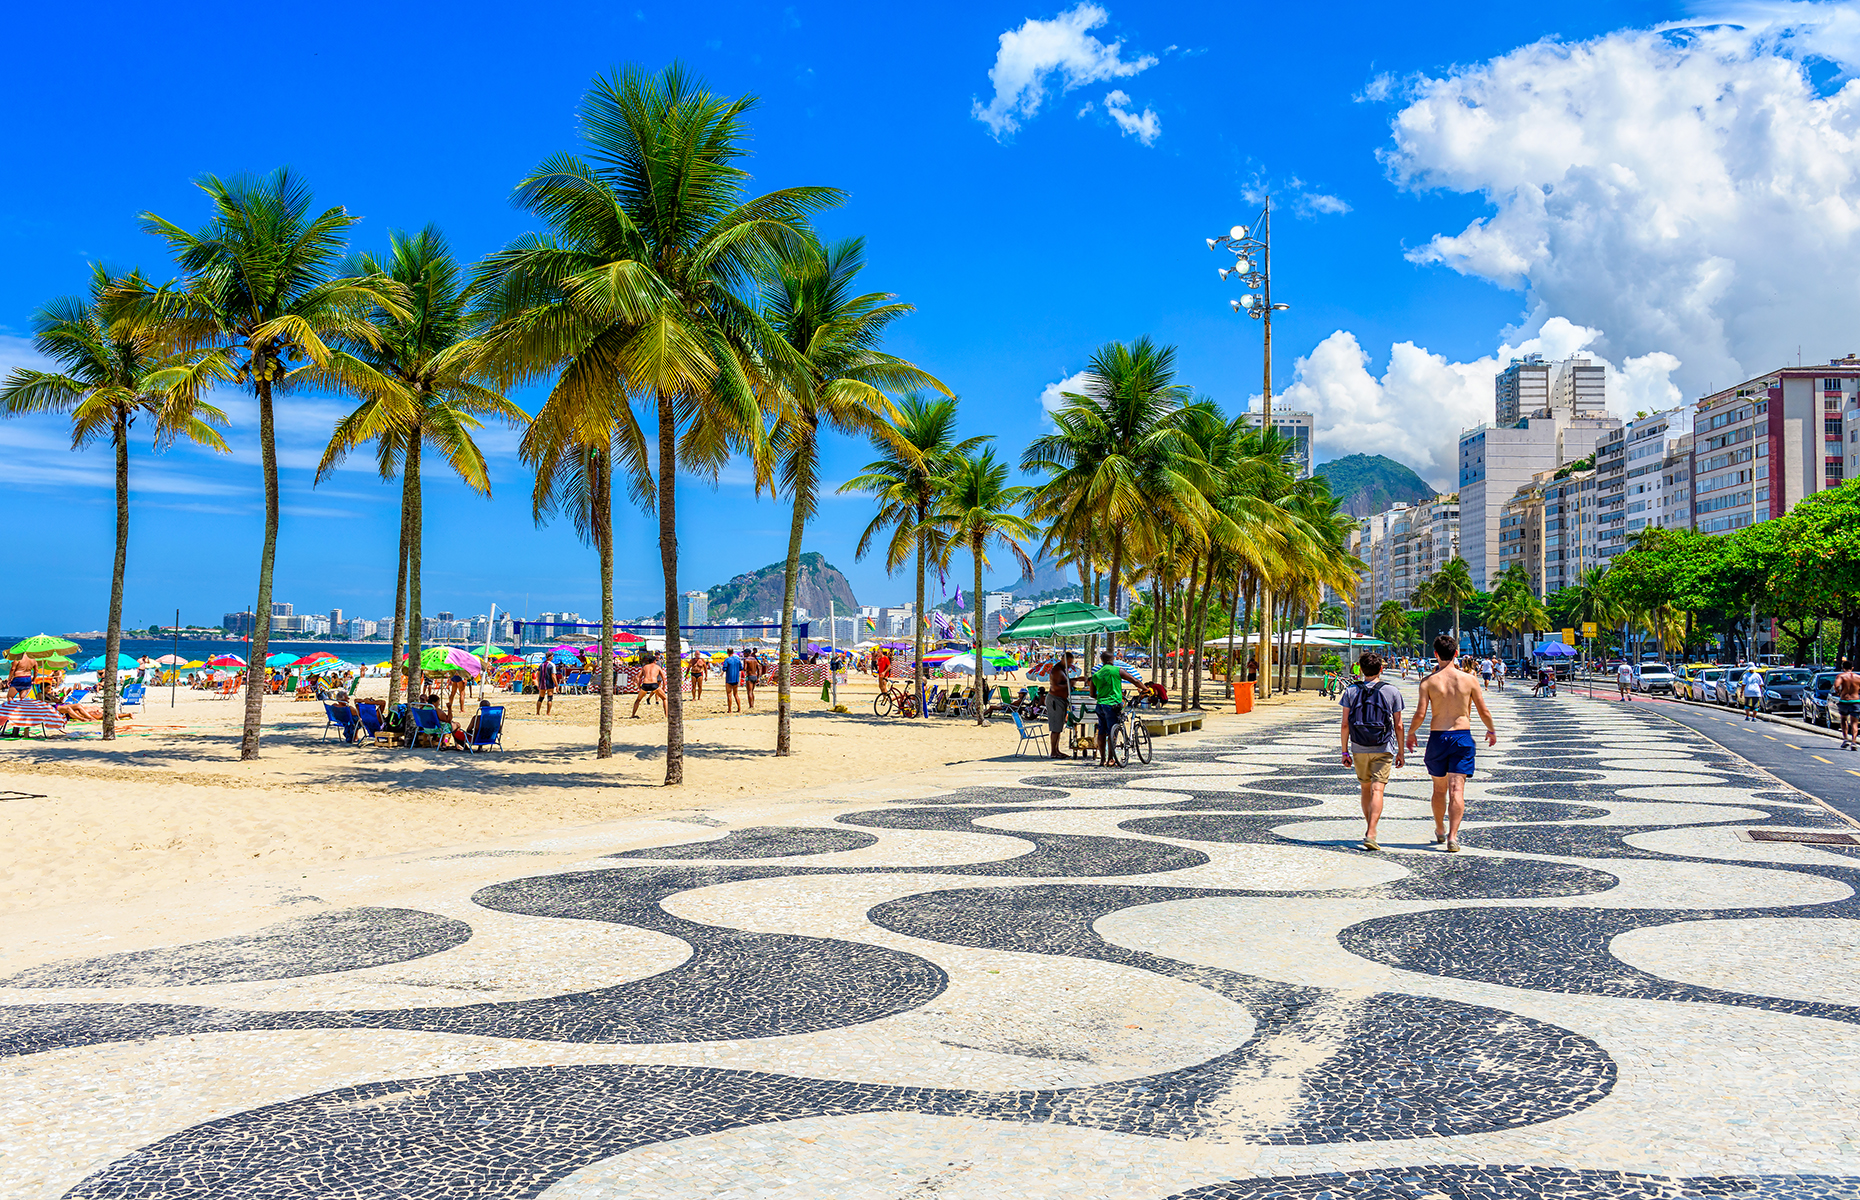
[
  {"left": 1039, "top": 370, "right": 1093, "bottom": 419},
  {"left": 1102, "top": 89, "right": 1160, "bottom": 144},
  {"left": 1239, "top": 174, "right": 1351, "bottom": 218},
  {"left": 973, "top": 3, "right": 1157, "bottom": 139},
  {"left": 1274, "top": 316, "right": 1685, "bottom": 489},
  {"left": 1383, "top": 8, "right": 1860, "bottom": 393}
]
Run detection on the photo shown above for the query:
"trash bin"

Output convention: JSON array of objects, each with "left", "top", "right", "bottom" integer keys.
[{"left": 1234, "top": 685, "right": 1254, "bottom": 714}]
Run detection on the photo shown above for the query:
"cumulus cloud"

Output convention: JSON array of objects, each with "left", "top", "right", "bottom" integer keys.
[
  {"left": 1382, "top": 8, "right": 1860, "bottom": 393},
  {"left": 1102, "top": 89, "right": 1160, "bottom": 144},
  {"left": 1039, "top": 370, "right": 1093, "bottom": 418},
  {"left": 1239, "top": 174, "right": 1351, "bottom": 218},
  {"left": 1273, "top": 317, "right": 1684, "bottom": 490},
  {"left": 973, "top": 3, "right": 1158, "bottom": 139}
]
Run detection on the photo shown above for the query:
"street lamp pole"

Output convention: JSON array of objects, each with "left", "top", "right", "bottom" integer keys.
[{"left": 1208, "top": 198, "right": 1291, "bottom": 694}]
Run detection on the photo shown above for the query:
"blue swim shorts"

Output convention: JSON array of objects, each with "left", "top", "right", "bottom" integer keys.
[{"left": 1424, "top": 729, "right": 1477, "bottom": 778}]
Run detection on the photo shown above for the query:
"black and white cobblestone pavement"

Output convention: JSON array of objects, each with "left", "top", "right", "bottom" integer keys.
[{"left": 3, "top": 684, "right": 1858, "bottom": 1198}]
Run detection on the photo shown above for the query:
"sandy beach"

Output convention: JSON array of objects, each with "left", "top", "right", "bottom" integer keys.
[{"left": 0, "top": 675, "right": 1332, "bottom": 917}]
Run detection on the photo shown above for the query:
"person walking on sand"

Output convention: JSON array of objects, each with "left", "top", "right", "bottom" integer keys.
[
  {"left": 1834, "top": 658, "right": 1860, "bottom": 751},
  {"left": 631, "top": 651, "right": 665, "bottom": 718},
  {"left": 722, "top": 648, "right": 744, "bottom": 713},
  {"left": 1045, "top": 650, "right": 1075, "bottom": 759},
  {"left": 1339, "top": 652, "right": 1404, "bottom": 851},
  {"left": 687, "top": 652, "right": 707, "bottom": 702},
  {"left": 744, "top": 649, "right": 764, "bottom": 708},
  {"left": 1479, "top": 656, "right": 1494, "bottom": 690},
  {"left": 535, "top": 656, "right": 557, "bottom": 716},
  {"left": 1406, "top": 633, "right": 1497, "bottom": 853}
]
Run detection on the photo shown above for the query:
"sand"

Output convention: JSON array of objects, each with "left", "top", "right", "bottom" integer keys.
[{"left": 0, "top": 673, "right": 1333, "bottom": 917}]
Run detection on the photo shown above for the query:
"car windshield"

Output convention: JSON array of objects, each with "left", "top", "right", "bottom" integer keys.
[
  {"left": 1641, "top": 665, "right": 1671, "bottom": 674},
  {"left": 1701, "top": 670, "right": 1723, "bottom": 680},
  {"left": 1768, "top": 670, "right": 1809, "bottom": 684},
  {"left": 1814, "top": 673, "right": 1836, "bottom": 687}
]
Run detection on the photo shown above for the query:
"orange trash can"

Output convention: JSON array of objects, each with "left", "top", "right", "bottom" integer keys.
[{"left": 1234, "top": 686, "right": 1254, "bottom": 714}]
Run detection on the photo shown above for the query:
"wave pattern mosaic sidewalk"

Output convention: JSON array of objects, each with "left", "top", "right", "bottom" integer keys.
[{"left": 5, "top": 688, "right": 1860, "bottom": 1198}]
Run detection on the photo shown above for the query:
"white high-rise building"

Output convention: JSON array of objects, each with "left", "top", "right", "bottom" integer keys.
[
  {"left": 1459, "top": 413, "right": 1619, "bottom": 588},
  {"left": 1244, "top": 409, "right": 1313, "bottom": 477}
]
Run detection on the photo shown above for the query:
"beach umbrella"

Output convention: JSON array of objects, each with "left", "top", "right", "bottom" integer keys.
[
  {"left": 405, "top": 645, "right": 483, "bottom": 676},
  {"left": 1534, "top": 641, "right": 1576, "bottom": 658},
  {"left": 208, "top": 654, "right": 246, "bottom": 667},
  {"left": 264, "top": 652, "right": 300, "bottom": 667},
  {"left": 7, "top": 634, "right": 80, "bottom": 657},
  {"left": 82, "top": 653, "right": 140, "bottom": 671},
  {"left": 549, "top": 644, "right": 584, "bottom": 656},
  {"left": 290, "top": 652, "right": 339, "bottom": 667},
  {"left": 154, "top": 654, "right": 188, "bottom": 666},
  {"left": 182, "top": 659, "right": 205, "bottom": 669},
  {"left": 40, "top": 655, "right": 75, "bottom": 670},
  {"left": 997, "top": 600, "right": 1129, "bottom": 642}
]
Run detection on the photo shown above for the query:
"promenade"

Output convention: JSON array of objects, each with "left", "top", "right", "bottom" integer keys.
[{"left": 3, "top": 686, "right": 1857, "bottom": 1199}]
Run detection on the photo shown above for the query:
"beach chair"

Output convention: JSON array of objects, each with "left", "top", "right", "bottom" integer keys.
[
  {"left": 464, "top": 705, "right": 504, "bottom": 753},
  {"left": 1009, "top": 708, "right": 1045, "bottom": 757},
  {"left": 356, "top": 702, "right": 386, "bottom": 746},
  {"left": 66, "top": 686, "right": 93, "bottom": 704},
  {"left": 321, "top": 703, "right": 359, "bottom": 743},
  {"left": 408, "top": 704, "right": 445, "bottom": 749},
  {"left": 119, "top": 682, "right": 145, "bottom": 707}
]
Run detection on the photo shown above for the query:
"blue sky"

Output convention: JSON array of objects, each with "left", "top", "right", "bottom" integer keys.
[{"left": 4, "top": 0, "right": 1854, "bottom": 632}]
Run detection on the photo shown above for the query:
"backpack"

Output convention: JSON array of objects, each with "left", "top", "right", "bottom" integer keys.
[{"left": 1347, "top": 681, "right": 1393, "bottom": 747}]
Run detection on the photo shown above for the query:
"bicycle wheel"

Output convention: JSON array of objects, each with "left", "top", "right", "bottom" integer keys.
[
  {"left": 1109, "top": 723, "right": 1131, "bottom": 768},
  {"left": 1130, "top": 718, "right": 1152, "bottom": 764},
  {"left": 873, "top": 691, "right": 893, "bottom": 717}
]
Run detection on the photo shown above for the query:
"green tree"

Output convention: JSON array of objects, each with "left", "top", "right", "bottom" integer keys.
[
  {"left": 1373, "top": 600, "right": 1413, "bottom": 649},
  {"left": 315, "top": 228, "right": 527, "bottom": 714},
  {"left": 476, "top": 64, "right": 834, "bottom": 777},
  {"left": 841, "top": 395, "right": 984, "bottom": 716},
  {"left": 0, "top": 264, "right": 231, "bottom": 737},
  {"left": 934, "top": 448, "right": 1036, "bottom": 724},
  {"left": 760, "top": 236, "right": 946, "bottom": 754},
  {"left": 1415, "top": 556, "right": 1478, "bottom": 646},
  {"left": 119, "top": 169, "right": 403, "bottom": 758}
]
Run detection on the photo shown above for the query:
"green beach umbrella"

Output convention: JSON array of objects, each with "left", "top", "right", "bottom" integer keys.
[
  {"left": 8, "top": 634, "right": 80, "bottom": 657},
  {"left": 997, "top": 601, "right": 1130, "bottom": 642}
]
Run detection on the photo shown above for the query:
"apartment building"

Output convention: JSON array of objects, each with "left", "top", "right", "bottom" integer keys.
[
  {"left": 678, "top": 591, "right": 709, "bottom": 625},
  {"left": 1459, "top": 414, "right": 1617, "bottom": 587},
  {"left": 1690, "top": 357, "right": 1860, "bottom": 534},
  {"left": 1497, "top": 462, "right": 1600, "bottom": 597},
  {"left": 1595, "top": 407, "right": 1690, "bottom": 560},
  {"left": 1350, "top": 494, "right": 1460, "bottom": 628},
  {"left": 1244, "top": 409, "right": 1314, "bottom": 477},
  {"left": 1495, "top": 355, "right": 1551, "bottom": 428}
]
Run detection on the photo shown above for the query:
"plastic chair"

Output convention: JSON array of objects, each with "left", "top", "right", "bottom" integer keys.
[
  {"left": 409, "top": 704, "right": 445, "bottom": 749},
  {"left": 356, "top": 702, "right": 386, "bottom": 746},
  {"left": 119, "top": 682, "right": 146, "bottom": 707},
  {"left": 465, "top": 705, "right": 504, "bottom": 752},
  {"left": 321, "top": 703, "right": 359, "bottom": 742},
  {"left": 1009, "top": 709, "right": 1045, "bottom": 757}
]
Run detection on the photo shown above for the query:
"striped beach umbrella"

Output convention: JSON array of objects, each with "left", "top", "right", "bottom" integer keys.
[{"left": 0, "top": 697, "right": 66, "bottom": 735}]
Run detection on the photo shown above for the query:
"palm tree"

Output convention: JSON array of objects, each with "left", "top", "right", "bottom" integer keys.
[
  {"left": 117, "top": 169, "right": 403, "bottom": 759},
  {"left": 0, "top": 264, "right": 230, "bottom": 738},
  {"left": 315, "top": 227, "right": 527, "bottom": 717},
  {"left": 475, "top": 63, "right": 836, "bottom": 778},
  {"left": 1373, "top": 599, "right": 1412, "bottom": 649},
  {"left": 759, "top": 236, "right": 947, "bottom": 755},
  {"left": 1419, "top": 555, "right": 1478, "bottom": 646},
  {"left": 841, "top": 396, "right": 985, "bottom": 716},
  {"left": 935, "top": 448, "right": 1036, "bottom": 724},
  {"left": 1022, "top": 337, "right": 1205, "bottom": 651}
]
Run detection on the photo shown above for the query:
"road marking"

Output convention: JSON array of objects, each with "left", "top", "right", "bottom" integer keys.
[
  {"left": 1785, "top": 744, "right": 1801, "bottom": 750},
  {"left": 1812, "top": 755, "right": 1832, "bottom": 764},
  {"left": 1850, "top": 770, "right": 1860, "bottom": 778},
  {"left": 1762, "top": 734, "right": 1778, "bottom": 741}
]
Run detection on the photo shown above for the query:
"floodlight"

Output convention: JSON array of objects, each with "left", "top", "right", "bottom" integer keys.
[
  {"left": 1239, "top": 294, "right": 1257, "bottom": 309},
  {"left": 1230, "top": 298, "right": 1241, "bottom": 312},
  {"left": 1206, "top": 237, "right": 1218, "bottom": 250},
  {"left": 1230, "top": 225, "right": 1247, "bottom": 240},
  {"left": 1272, "top": 303, "right": 1291, "bottom": 311}
]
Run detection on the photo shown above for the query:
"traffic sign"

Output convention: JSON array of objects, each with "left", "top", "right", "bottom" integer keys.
[
  {"left": 1581, "top": 622, "right": 1598, "bottom": 639},
  {"left": 1561, "top": 627, "right": 1576, "bottom": 644}
]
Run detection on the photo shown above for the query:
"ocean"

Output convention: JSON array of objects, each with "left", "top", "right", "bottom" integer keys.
[{"left": 4, "top": 635, "right": 493, "bottom": 664}]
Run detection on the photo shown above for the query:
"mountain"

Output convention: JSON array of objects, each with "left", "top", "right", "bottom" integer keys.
[
  {"left": 1004, "top": 553, "right": 1076, "bottom": 597},
  {"left": 1315, "top": 454, "right": 1438, "bottom": 518},
  {"left": 694, "top": 552, "right": 861, "bottom": 623}
]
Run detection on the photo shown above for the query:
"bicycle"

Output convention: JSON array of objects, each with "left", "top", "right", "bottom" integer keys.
[
  {"left": 873, "top": 685, "right": 920, "bottom": 718},
  {"left": 1109, "top": 706, "right": 1153, "bottom": 767}
]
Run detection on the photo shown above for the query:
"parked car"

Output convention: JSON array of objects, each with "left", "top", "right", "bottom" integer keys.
[
  {"left": 1633, "top": 663, "right": 1677, "bottom": 695},
  {"left": 1688, "top": 667, "right": 1726, "bottom": 703},
  {"left": 1759, "top": 668, "right": 1814, "bottom": 715},
  {"left": 1803, "top": 671, "right": 1839, "bottom": 727},
  {"left": 1712, "top": 667, "right": 1755, "bottom": 706}
]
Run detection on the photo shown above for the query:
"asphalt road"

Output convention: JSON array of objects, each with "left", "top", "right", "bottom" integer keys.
[{"left": 1555, "top": 684, "right": 1860, "bottom": 822}]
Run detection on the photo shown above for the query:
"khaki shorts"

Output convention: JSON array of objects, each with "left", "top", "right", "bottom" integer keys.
[{"left": 1352, "top": 751, "right": 1394, "bottom": 784}]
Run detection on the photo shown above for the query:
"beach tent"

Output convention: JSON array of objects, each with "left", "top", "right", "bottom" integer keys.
[
  {"left": 998, "top": 600, "right": 1129, "bottom": 642},
  {"left": 1534, "top": 641, "right": 1576, "bottom": 658}
]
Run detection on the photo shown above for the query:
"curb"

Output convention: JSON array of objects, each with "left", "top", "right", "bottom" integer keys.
[{"left": 1667, "top": 694, "right": 1847, "bottom": 742}]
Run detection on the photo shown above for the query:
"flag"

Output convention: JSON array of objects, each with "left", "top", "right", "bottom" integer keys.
[
  {"left": 862, "top": 616, "right": 876, "bottom": 632},
  {"left": 958, "top": 616, "right": 975, "bottom": 639},
  {"left": 952, "top": 586, "right": 964, "bottom": 610},
  {"left": 931, "top": 611, "right": 953, "bottom": 639}
]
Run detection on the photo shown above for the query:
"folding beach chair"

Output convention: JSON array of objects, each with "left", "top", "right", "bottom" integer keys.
[
  {"left": 321, "top": 703, "right": 359, "bottom": 743},
  {"left": 1009, "top": 708, "right": 1045, "bottom": 757},
  {"left": 464, "top": 705, "right": 504, "bottom": 752},
  {"left": 356, "top": 702, "right": 387, "bottom": 746},
  {"left": 408, "top": 704, "right": 445, "bottom": 749},
  {"left": 119, "top": 682, "right": 146, "bottom": 707}
]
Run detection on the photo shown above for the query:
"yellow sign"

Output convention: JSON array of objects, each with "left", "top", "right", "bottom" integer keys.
[
  {"left": 1561, "top": 627, "right": 1576, "bottom": 645},
  {"left": 1581, "top": 622, "right": 1598, "bottom": 639}
]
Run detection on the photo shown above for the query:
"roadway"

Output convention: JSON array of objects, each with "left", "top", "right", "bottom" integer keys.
[{"left": 1551, "top": 679, "right": 1860, "bottom": 822}]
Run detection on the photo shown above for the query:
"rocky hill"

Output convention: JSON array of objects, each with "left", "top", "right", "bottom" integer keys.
[
  {"left": 696, "top": 552, "right": 861, "bottom": 623},
  {"left": 1315, "top": 453, "right": 1438, "bottom": 518}
]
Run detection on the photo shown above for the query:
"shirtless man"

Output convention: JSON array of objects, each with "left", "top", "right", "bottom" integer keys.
[
  {"left": 10, "top": 653, "right": 38, "bottom": 700},
  {"left": 1834, "top": 657, "right": 1860, "bottom": 752},
  {"left": 1045, "top": 651, "right": 1075, "bottom": 758},
  {"left": 1405, "top": 633, "right": 1498, "bottom": 853}
]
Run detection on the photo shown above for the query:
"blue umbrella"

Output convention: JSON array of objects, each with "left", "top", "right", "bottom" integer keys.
[
  {"left": 1534, "top": 641, "right": 1576, "bottom": 657},
  {"left": 83, "top": 653, "right": 139, "bottom": 671}
]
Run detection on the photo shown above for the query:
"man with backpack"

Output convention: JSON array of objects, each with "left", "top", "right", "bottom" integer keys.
[{"left": 1339, "top": 651, "right": 1404, "bottom": 851}]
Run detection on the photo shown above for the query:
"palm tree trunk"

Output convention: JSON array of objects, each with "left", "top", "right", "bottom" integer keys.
[
  {"left": 404, "top": 442, "right": 425, "bottom": 719},
  {"left": 657, "top": 392, "right": 685, "bottom": 785},
  {"left": 596, "top": 450, "right": 614, "bottom": 759},
  {"left": 240, "top": 375, "right": 280, "bottom": 760},
  {"left": 972, "top": 538, "right": 986, "bottom": 726},
  {"left": 1106, "top": 529, "right": 1123, "bottom": 654},
  {"left": 1192, "top": 568, "right": 1214, "bottom": 708},
  {"left": 1296, "top": 610, "right": 1311, "bottom": 692},
  {"left": 1225, "top": 568, "right": 1240, "bottom": 700},
  {"left": 1238, "top": 574, "right": 1254, "bottom": 699},
  {"left": 913, "top": 504, "right": 927, "bottom": 719},
  {"left": 1083, "top": 559, "right": 1097, "bottom": 667},
  {"left": 102, "top": 415, "right": 128, "bottom": 740},
  {"left": 1151, "top": 579, "right": 1163, "bottom": 685},
  {"left": 1178, "top": 562, "right": 1194, "bottom": 713},
  {"left": 386, "top": 442, "right": 413, "bottom": 711},
  {"left": 775, "top": 433, "right": 811, "bottom": 756}
]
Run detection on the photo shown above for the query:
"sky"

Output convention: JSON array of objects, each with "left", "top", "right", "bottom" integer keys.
[{"left": 5, "top": 0, "right": 1860, "bottom": 633}]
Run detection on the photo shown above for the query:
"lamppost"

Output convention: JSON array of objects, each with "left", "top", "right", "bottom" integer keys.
[{"left": 1208, "top": 198, "right": 1291, "bottom": 692}]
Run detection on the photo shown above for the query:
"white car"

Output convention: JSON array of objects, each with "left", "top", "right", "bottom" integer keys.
[{"left": 1633, "top": 663, "right": 1677, "bottom": 695}]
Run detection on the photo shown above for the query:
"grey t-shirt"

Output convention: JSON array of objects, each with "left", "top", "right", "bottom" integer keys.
[{"left": 1340, "top": 680, "right": 1405, "bottom": 755}]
